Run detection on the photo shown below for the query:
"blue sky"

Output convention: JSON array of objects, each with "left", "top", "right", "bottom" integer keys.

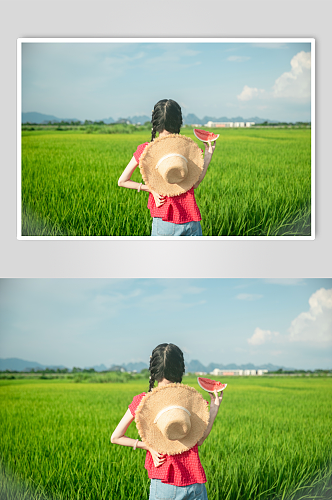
[
  {"left": 1, "top": 279, "right": 331, "bottom": 370},
  {"left": 21, "top": 40, "right": 312, "bottom": 123}
]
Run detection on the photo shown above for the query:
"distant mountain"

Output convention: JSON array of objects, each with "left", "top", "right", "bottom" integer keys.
[
  {"left": 185, "top": 360, "right": 295, "bottom": 373},
  {"left": 0, "top": 358, "right": 67, "bottom": 371},
  {"left": 22, "top": 112, "right": 80, "bottom": 124},
  {"left": 101, "top": 117, "right": 115, "bottom": 124},
  {"left": 123, "top": 362, "right": 148, "bottom": 372},
  {"left": 184, "top": 114, "right": 278, "bottom": 125},
  {"left": 22, "top": 111, "right": 280, "bottom": 126},
  {"left": 1, "top": 357, "right": 296, "bottom": 373},
  {"left": 128, "top": 115, "right": 150, "bottom": 125},
  {"left": 183, "top": 114, "right": 202, "bottom": 125},
  {"left": 108, "top": 365, "right": 126, "bottom": 372},
  {"left": 86, "top": 364, "right": 108, "bottom": 372},
  {"left": 185, "top": 360, "right": 207, "bottom": 373}
]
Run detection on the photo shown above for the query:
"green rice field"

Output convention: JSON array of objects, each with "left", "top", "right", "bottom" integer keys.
[
  {"left": 1, "top": 376, "right": 331, "bottom": 500},
  {"left": 21, "top": 128, "right": 311, "bottom": 236}
]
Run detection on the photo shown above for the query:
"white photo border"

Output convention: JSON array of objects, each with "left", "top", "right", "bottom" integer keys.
[{"left": 17, "top": 37, "right": 315, "bottom": 241}]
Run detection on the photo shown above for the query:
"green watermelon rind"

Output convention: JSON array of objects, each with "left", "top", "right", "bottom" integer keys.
[
  {"left": 193, "top": 129, "right": 220, "bottom": 143},
  {"left": 197, "top": 377, "right": 227, "bottom": 393}
]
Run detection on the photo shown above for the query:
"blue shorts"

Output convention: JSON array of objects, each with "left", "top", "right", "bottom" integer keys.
[
  {"left": 151, "top": 218, "right": 203, "bottom": 237},
  {"left": 149, "top": 479, "right": 208, "bottom": 500}
]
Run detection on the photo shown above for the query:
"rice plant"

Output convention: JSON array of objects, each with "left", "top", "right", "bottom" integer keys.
[
  {"left": 0, "top": 376, "right": 330, "bottom": 500},
  {"left": 21, "top": 128, "right": 311, "bottom": 236}
]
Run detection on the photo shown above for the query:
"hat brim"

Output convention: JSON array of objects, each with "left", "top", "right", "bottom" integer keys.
[
  {"left": 139, "top": 135, "right": 204, "bottom": 197},
  {"left": 135, "top": 383, "right": 209, "bottom": 455}
]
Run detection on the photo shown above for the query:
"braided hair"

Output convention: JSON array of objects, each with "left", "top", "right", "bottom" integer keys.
[
  {"left": 151, "top": 99, "right": 183, "bottom": 142},
  {"left": 148, "top": 343, "right": 185, "bottom": 392}
]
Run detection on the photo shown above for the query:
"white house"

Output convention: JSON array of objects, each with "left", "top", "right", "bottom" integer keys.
[
  {"left": 244, "top": 369, "right": 257, "bottom": 376},
  {"left": 209, "top": 368, "right": 268, "bottom": 376},
  {"left": 204, "top": 121, "right": 255, "bottom": 128},
  {"left": 257, "top": 369, "right": 268, "bottom": 376},
  {"left": 210, "top": 368, "right": 244, "bottom": 376}
]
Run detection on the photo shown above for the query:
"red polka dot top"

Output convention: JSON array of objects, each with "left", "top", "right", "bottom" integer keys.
[
  {"left": 129, "top": 393, "right": 207, "bottom": 487},
  {"left": 133, "top": 142, "right": 202, "bottom": 224}
]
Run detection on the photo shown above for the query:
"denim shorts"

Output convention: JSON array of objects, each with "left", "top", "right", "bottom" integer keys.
[
  {"left": 149, "top": 479, "right": 208, "bottom": 500},
  {"left": 151, "top": 218, "right": 203, "bottom": 237}
]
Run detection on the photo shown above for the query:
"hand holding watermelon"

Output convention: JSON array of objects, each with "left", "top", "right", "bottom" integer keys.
[
  {"left": 193, "top": 129, "right": 219, "bottom": 143},
  {"left": 210, "top": 389, "right": 223, "bottom": 407},
  {"left": 193, "top": 129, "right": 218, "bottom": 156},
  {"left": 197, "top": 377, "right": 226, "bottom": 410},
  {"left": 197, "top": 377, "right": 227, "bottom": 393},
  {"left": 192, "top": 130, "right": 217, "bottom": 189},
  {"left": 204, "top": 140, "right": 216, "bottom": 156}
]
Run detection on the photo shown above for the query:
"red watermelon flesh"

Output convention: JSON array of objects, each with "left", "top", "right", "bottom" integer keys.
[
  {"left": 197, "top": 377, "right": 227, "bottom": 393},
  {"left": 193, "top": 129, "right": 219, "bottom": 143}
]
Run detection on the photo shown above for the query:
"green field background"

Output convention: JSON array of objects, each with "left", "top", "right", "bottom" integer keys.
[
  {"left": 21, "top": 129, "right": 311, "bottom": 236},
  {"left": 1, "top": 376, "right": 331, "bottom": 500}
]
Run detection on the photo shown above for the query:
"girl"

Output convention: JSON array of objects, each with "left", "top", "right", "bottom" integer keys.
[
  {"left": 118, "top": 99, "right": 216, "bottom": 236},
  {"left": 111, "top": 343, "right": 223, "bottom": 500}
]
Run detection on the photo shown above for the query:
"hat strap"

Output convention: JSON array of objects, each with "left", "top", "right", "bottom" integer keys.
[
  {"left": 153, "top": 405, "right": 191, "bottom": 424},
  {"left": 155, "top": 154, "right": 188, "bottom": 170}
]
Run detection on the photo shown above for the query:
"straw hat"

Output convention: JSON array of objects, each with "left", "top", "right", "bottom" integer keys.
[
  {"left": 139, "top": 134, "right": 204, "bottom": 197},
  {"left": 135, "top": 383, "right": 209, "bottom": 455}
]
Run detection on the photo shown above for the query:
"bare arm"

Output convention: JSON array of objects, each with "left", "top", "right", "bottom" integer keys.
[
  {"left": 193, "top": 140, "right": 216, "bottom": 189},
  {"left": 111, "top": 409, "right": 146, "bottom": 448},
  {"left": 118, "top": 157, "right": 149, "bottom": 192},
  {"left": 111, "top": 409, "right": 166, "bottom": 467},
  {"left": 117, "top": 156, "right": 166, "bottom": 207},
  {"left": 197, "top": 390, "right": 223, "bottom": 446}
]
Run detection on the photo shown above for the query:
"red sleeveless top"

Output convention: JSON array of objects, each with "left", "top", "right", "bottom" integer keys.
[
  {"left": 129, "top": 392, "right": 207, "bottom": 487},
  {"left": 134, "top": 142, "right": 202, "bottom": 224}
]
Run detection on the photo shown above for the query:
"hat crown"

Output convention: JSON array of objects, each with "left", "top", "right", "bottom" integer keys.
[
  {"left": 156, "top": 155, "right": 188, "bottom": 185},
  {"left": 155, "top": 407, "right": 192, "bottom": 441}
]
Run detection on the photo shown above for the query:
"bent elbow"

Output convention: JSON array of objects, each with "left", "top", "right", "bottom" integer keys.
[
  {"left": 118, "top": 179, "right": 123, "bottom": 187},
  {"left": 110, "top": 433, "right": 117, "bottom": 444}
]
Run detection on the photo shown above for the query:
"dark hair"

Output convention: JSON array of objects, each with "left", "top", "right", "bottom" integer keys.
[
  {"left": 151, "top": 99, "right": 183, "bottom": 142},
  {"left": 148, "top": 343, "right": 185, "bottom": 392}
]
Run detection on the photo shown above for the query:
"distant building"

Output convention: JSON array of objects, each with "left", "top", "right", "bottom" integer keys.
[
  {"left": 210, "top": 368, "right": 244, "bottom": 376},
  {"left": 244, "top": 369, "right": 257, "bottom": 376},
  {"left": 210, "top": 368, "right": 268, "bottom": 376},
  {"left": 195, "top": 371, "right": 207, "bottom": 375},
  {"left": 204, "top": 121, "right": 255, "bottom": 128}
]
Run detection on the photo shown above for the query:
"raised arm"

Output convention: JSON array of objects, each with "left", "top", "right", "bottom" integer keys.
[
  {"left": 197, "top": 390, "right": 223, "bottom": 446},
  {"left": 193, "top": 140, "right": 216, "bottom": 189}
]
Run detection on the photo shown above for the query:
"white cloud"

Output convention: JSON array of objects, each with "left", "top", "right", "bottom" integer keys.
[
  {"left": 227, "top": 56, "right": 250, "bottom": 62},
  {"left": 289, "top": 288, "right": 332, "bottom": 344},
  {"left": 248, "top": 327, "right": 279, "bottom": 345},
  {"left": 273, "top": 51, "right": 311, "bottom": 99},
  {"left": 237, "top": 85, "right": 264, "bottom": 101},
  {"left": 236, "top": 294, "right": 263, "bottom": 301}
]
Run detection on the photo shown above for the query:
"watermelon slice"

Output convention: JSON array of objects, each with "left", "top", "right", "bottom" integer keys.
[
  {"left": 197, "top": 377, "right": 227, "bottom": 393},
  {"left": 193, "top": 129, "right": 219, "bottom": 143}
]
